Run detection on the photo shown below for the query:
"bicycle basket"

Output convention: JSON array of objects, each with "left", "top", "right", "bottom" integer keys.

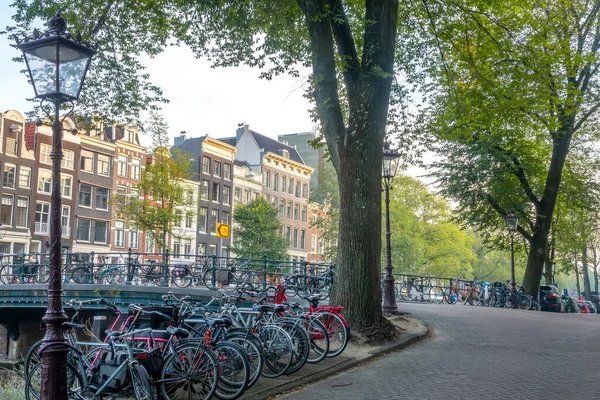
[
  {"left": 94, "top": 350, "right": 129, "bottom": 392},
  {"left": 172, "top": 266, "right": 187, "bottom": 278}
]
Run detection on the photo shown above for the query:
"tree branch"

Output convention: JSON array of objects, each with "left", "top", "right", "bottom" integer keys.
[
  {"left": 574, "top": 100, "right": 600, "bottom": 131},
  {"left": 492, "top": 145, "right": 541, "bottom": 208},
  {"left": 481, "top": 191, "right": 534, "bottom": 242}
]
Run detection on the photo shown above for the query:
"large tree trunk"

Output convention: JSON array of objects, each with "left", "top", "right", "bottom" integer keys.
[{"left": 522, "top": 120, "right": 574, "bottom": 298}]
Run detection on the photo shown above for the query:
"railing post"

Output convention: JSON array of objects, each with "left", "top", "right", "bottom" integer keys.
[
  {"left": 163, "top": 248, "right": 170, "bottom": 287},
  {"left": 89, "top": 252, "right": 95, "bottom": 284},
  {"left": 262, "top": 255, "right": 268, "bottom": 291},
  {"left": 126, "top": 247, "right": 133, "bottom": 285},
  {"left": 211, "top": 254, "right": 217, "bottom": 289},
  {"left": 19, "top": 254, "right": 25, "bottom": 284}
]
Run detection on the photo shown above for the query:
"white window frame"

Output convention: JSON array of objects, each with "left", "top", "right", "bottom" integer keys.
[
  {"left": 1, "top": 194, "right": 14, "bottom": 226},
  {"left": 37, "top": 169, "right": 52, "bottom": 194},
  {"left": 117, "top": 155, "right": 128, "bottom": 177},
  {"left": 19, "top": 166, "right": 31, "bottom": 189},
  {"left": 76, "top": 218, "right": 91, "bottom": 242},
  {"left": 131, "top": 158, "right": 141, "bottom": 180},
  {"left": 62, "top": 150, "right": 75, "bottom": 170},
  {"left": 3, "top": 164, "right": 16, "bottom": 189},
  {"left": 97, "top": 154, "right": 111, "bottom": 176},
  {"left": 40, "top": 143, "right": 52, "bottom": 164},
  {"left": 60, "top": 174, "right": 73, "bottom": 198},
  {"left": 114, "top": 221, "right": 125, "bottom": 248},
  {"left": 15, "top": 196, "right": 29, "bottom": 228},
  {"left": 6, "top": 138, "right": 18, "bottom": 156},
  {"left": 80, "top": 150, "right": 94, "bottom": 172}
]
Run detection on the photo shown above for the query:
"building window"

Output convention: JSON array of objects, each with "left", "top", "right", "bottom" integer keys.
[
  {"left": 145, "top": 232, "right": 155, "bottom": 253},
  {"left": 264, "top": 170, "right": 271, "bottom": 188},
  {"left": 199, "top": 207, "right": 208, "bottom": 233},
  {"left": 184, "top": 242, "right": 192, "bottom": 259},
  {"left": 60, "top": 174, "right": 72, "bottom": 198},
  {"left": 293, "top": 229, "right": 298, "bottom": 247},
  {"left": 117, "top": 155, "right": 128, "bottom": 177},
  {"left": 185, "top": 213, "right": 193, "bottom": 229},
  {"left": 198, "top": 243, "right": 206, "bottom": 256},
  {"left": 210, "top": 209, "right": 218, "bottom": 234},
  {"left": 224, "top": 163, "right": 231, "bottom": 180},
  {"left": 35, "top": 202, "right": 50, "bottom": 234},
  {"left": 286, "top": 226, "right": 291, "bottom": 245},
  {"left": 295, "top": 181, "right": 301, "bottom": 197},
  {"left": 209, "top": 244, "right": 217, "bottom": 256},
  {"left": 234, "top": 188, "right": 242, "bottom": 202},
  {"left": 272, "top": 196, "right": 278, "bottom": 207},
  {"left": 302, "top": 206, "right": 307, "bottom": 222},
  {"left": 281, "top": 176, "right": 286, "bottom": 192},
  {"left": 38, "top": 170, "right": 52, "bottom": 194},
  {"left": 130, "top": 188, "right": 140, "bottom": 200},
  {"left": 116, "top": 186, "right": 127, "bottom": 207},
  {"left": 243, "top": 189, "right": 250, "bottom": 203},
  {"left": 311, "top": 235, "right": 317, "bottom": 253},
  {"left": 302, "top": 183, "right": 309, "bottom": 199},
  {"left": 273, "top": 174, "right": 279, "bottom": 191},
  {"left": 131, "top": 158, "right": 141, "bottom": 180},
  {"left": 288, "top": 178, "right": 294, "bottom": 194},
  {"left": 62, "top": 150, "right": 75, "bottom": 169},
  {"left": 19, "top": 167, "right": 31, "bottom": 188},
  {"left": 280, "top": 199, "right": 285, "bottom": 217},
  {"left": 287, "top": 201, "right": 292, "bottom": 219},
  {"left": 294, "top": 203, "right": 300, "bottom": 220},
  {"left": 79, "top": 184, "right": 92, "bottom": 207},
  {"left": 222, "top": 211, "right": 230, "bottom": 225},
  {"left": 213, "top": 161, "right": 222, "bottom": 177},
  {"left": 77, "top": 218, "right": 91, "bottom": 241},
  {"left": 80, "top": 150, "right": 94, "bottom": 172},
  {"left": 265, "top": 194, "right": 270, "bottom": 203},
  {"left": 300, "top": 230, "right": 306, "bottom": 250},
  {"left": 114, "top": 221, "right": 125, "bottom": 247},
  {"left": 223, "top": 186, "right": 231, "bottom": 205},
  {"left": 40, "top": 143, "right": 52, "bottom": 164},
  {"left": 94, "top": 221, "right": 108, "bottom": 244},
  {"left": 95, "top": 187, "right": 109, "bottom": 210},
  {"left": 3, "top": 164, "right": 16, "bottom": 189},
  {"left": 173, "top": 240, "right": 181, "bottom": 256},
  {"left": 187, "top": 190, "right": 195, "bottom": 203},
  {"left": 61, "top": 206, "right": 70, "bottom": 234},
  {"left": 97, "top": 154, "right": 111, "bottom": 176},
  {"left": 212, "top": 183, "right": 220, "bottom": 202},
  {"left": 15, "top": 197, "right": 28, "bottom": 227},
  {"left": 201, "top": 180, "right": 210, "bottom": 200},
  {"left": 202, "top": 157, "right": 211, "bottom": 174},
  {"left": 6, "top": 138, "right": 18, "bottom": 156},
  {"left": 129, "top": 230, "right": 139, "bottom": 250},
  {"left": 0, "top": 195, "right": 13, "bottom": 226}
]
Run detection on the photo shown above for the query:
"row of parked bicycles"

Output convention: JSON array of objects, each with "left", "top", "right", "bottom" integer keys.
[
  {"left": 22, "top": 284, "right": 349, "bottom": 400},
  {"left": 393, "top": 277, "right": 541, "bottom": 310},
  {"left": 0, "top": 254, "right": 335, "bottom": 298}
]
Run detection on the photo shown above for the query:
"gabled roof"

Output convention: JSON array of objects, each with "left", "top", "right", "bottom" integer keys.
[
  {"left": 219, "top": 137, "right": 236, "bottom": 147},
  {"left": 249, "top": 129, "right": 305, "bottom": 164},
  {"left": 171, "top": 136, "right": 207, "bottom": 155}
]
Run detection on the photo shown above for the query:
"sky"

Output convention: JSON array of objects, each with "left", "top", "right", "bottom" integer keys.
[{"left": 0, "top": 1, "right": 315, "bottom": 146}]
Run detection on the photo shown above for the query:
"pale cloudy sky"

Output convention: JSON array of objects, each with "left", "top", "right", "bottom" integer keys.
[{"left": 0, "top": 2, "right": 314, "bottom": 146}]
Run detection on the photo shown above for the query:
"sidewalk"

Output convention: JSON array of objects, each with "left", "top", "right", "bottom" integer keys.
[{"left": 241, "top": 314, "right": 429, "bottom": 400}]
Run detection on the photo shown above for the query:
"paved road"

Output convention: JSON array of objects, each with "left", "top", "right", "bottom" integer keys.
[{"left": 281, "top": 303, "right": 600, "bottom": 400}]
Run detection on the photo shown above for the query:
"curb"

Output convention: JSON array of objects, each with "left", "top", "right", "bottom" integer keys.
[{"left": 243, "top": 325, "right": 430, "bottom": 400}]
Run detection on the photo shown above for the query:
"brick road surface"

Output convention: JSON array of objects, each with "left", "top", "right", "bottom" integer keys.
[{"left": 280, "top": 302, "right": 600, "bottom": 400}]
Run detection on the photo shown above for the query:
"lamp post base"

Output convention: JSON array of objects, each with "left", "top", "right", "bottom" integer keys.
[{"left": 382, "top": 274, "right": 398, "bottom": 312}]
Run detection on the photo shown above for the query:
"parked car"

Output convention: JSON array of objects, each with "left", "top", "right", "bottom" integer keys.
[
  {"left": 582, "top": 301, "right": 597, "bottom": 314},
  {"left": 539, "top": 285, "right": 565, "bottom": 312}
]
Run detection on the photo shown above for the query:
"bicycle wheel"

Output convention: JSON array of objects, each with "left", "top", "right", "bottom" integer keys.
[
  {"left": 68, "top": 266, "right": 89, "bottom": 284},
  {"left": 25, "top": 361, "right": 82, "bottom": 400},
  {"left": 214, "top": 341, "right": 250, "bottom": 400},
  {"left": 130, "top": 363, "right": 154, "bottom": 400},
  {"left": 398, "top": 283, "right": 416, "bottom": 301},
  {"left": 225, "top": 333, "right": 263, "bottom": 389},
  {"left": 159, "top": 342, "right": 218, "bottom": 400},
  {"left": 304, "top": 315, "right": 329, "bottom": 364},
  {"left": 111, "top": 268, "right": 127, "bottom": 285},
  {"left": 517, "top": 294, "right": 532, "bottom": 310},
  {"left": 277, "top": 318, "right": 310, "bottom": 375},
  {"left": 429, "top": 286, "right": 444, "bottom": 304},
  {"left": 259, "top": 325, "right": 293, "bottom": 378},
  {"left": 316, "top": 311, "right": 349, "bottom": 357},
  {"left": 172, "top": 269, "right": 192, "bottom": 288},
  {"left": 24, "top": 339, "right": 44, "bottom": 378},
  {"left": 34, "top": 265, "right": 50, "bottom": 284},
  {"left": 0, "top": 265, "right": 16, "bottom": 284}
]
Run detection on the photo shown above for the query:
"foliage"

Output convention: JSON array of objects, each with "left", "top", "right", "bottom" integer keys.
[
  {"left": 309, "top": 159, "right": 339, "bottom": 262},
  {"left": 411, "top": 0, "right": 600, "bottom": 296},
  {"left": 231, "top": 198, "right": 288, "bottom": 261},
  {"left": 114, "top": 113, "right": 194, "bottom": 249}
]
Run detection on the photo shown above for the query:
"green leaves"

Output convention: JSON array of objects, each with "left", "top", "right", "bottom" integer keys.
[{"left": 231, "top": 197, "right": 288, "bottom": 260}]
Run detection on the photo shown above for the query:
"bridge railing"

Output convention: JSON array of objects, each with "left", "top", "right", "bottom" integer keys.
[{"left": 0, "top": 251, "right": 334, "bottom": 297}]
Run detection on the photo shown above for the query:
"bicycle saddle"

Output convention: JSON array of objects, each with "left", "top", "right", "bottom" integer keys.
[
  {"left": 166, "top": 326, "right": 191, "bottom": 338},
  {"left": 205, "top": 316, "right": 233, "bottom": 328},
  {"left": 283, "top": 301, "right": 300, "bottom": 309}
]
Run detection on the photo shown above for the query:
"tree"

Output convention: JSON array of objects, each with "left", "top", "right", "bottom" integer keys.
[
  {"left": 7, "top": 0, "right": 401, "bottom": 330},
  {"left": 310, "top": 159, "right": 340, "bottom": 262},
  {"left": 115, "top": 113, "right": 194, "bottom": 249},
  {"left": 416, "top": 0, "right": 600, "bottom": 297},
  {"left": 231, "top": 198, "right": 288, "bottom": 261}
]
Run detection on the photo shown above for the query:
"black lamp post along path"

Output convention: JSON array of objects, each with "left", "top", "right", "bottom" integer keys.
[
  {"left": 504, "top": 211, "right": 519, "bottom": 308},
  {"left": 16, "top": 12, "right": 96, "bottom": 399},
  {"left": 382, "top": 144, "right": 401, "bottom": 312}
]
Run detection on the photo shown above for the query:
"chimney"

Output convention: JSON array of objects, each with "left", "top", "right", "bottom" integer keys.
[
  {"left": 174, "top": 131, "right": 187, "bottom": 146},
  {"left": 236, "top": 123, "right": 248, "bottom": 143}
]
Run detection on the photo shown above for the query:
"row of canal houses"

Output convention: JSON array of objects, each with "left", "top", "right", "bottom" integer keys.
[{"left": 0, "top": 109, "right": 326, "bottom": 264}]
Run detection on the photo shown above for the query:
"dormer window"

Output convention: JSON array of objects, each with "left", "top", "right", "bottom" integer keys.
[{"left": 278, "top": 149, "right": 289, "bottom": 159}]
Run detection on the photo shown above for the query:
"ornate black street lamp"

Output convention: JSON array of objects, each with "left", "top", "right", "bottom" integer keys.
[
  {"left": 16, "top": 12, "right": 96, "bottom": 399},
  {"left": 504, "top": 210, "right": 519, "bottom": 308},
  {"left": 382, "top": 144, "right": 401, "bottom": 312}
]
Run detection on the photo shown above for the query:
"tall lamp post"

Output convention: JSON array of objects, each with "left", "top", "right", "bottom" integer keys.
[
  {"left": 504, "top": 211, "right": 519, "bottom": 308},
  {"left": 382, "top": 145, "right": 401, "bottom": 312},
  {"left": 16, "top": 12, "right": 96, "bottom": 399}
]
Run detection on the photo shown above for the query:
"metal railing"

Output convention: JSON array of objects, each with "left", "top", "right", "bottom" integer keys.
[{"left": 0, "top": 251, "right": 335, "bottom": 297}]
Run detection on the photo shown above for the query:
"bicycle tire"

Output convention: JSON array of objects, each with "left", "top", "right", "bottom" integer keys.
[
  {"left": 172, "top": 269, "right": 192, "bottom": 288},
  {"left": 213, "top": 341, "right": 250, "bottom": 400},
  {"left": 277, "top": 318, "right": 310, "bottom": 375},
  {"left": 398, "top": 283, "right": 416, "bottom": 301},
  {"left": 159, "top": 342, "right": 219, "bottom": 400},
  {"left": 68, "top": 266, "right": 89, "bottom": 284},
  {"left": 316, "top": 311, "right": 349, "bottom": 357},
  {"left": 34, "top": 265, "right": 50, "bottom": 284},
  {"left": 258, "top": 325, "right": 293, "bottom": 378},
  {"left": 0, "top": 265, "right": 16, "bottom": 284},
  {"left": 225, "top": 333, "right": 263, "bottom": 389},
  {"left": 111, "top": 268, "right": 127, "bottom": 285},
  {"left": 429, "top": 286, "right": 444, "bottom": 304},
  {"left": 518, "top": 294, "right": 532, "bottom": 310},
  {"left": 25, "top": 361, "right": 82, "bottom": 400},
  {"left": 304, "top": 315, "right": 330, "bottom": 364},
  {"left": 23, "top": 339, "right": 44, "bottom": 378}
]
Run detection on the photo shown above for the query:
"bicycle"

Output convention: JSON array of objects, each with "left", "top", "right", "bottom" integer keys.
[{"left": 398, "top": 276, "right": 444, "bottom": 303}]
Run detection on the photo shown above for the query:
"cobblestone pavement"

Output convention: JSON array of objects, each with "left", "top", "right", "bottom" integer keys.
[{"left": 280, "top": 303, "right": 600, "bottom": 400}]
